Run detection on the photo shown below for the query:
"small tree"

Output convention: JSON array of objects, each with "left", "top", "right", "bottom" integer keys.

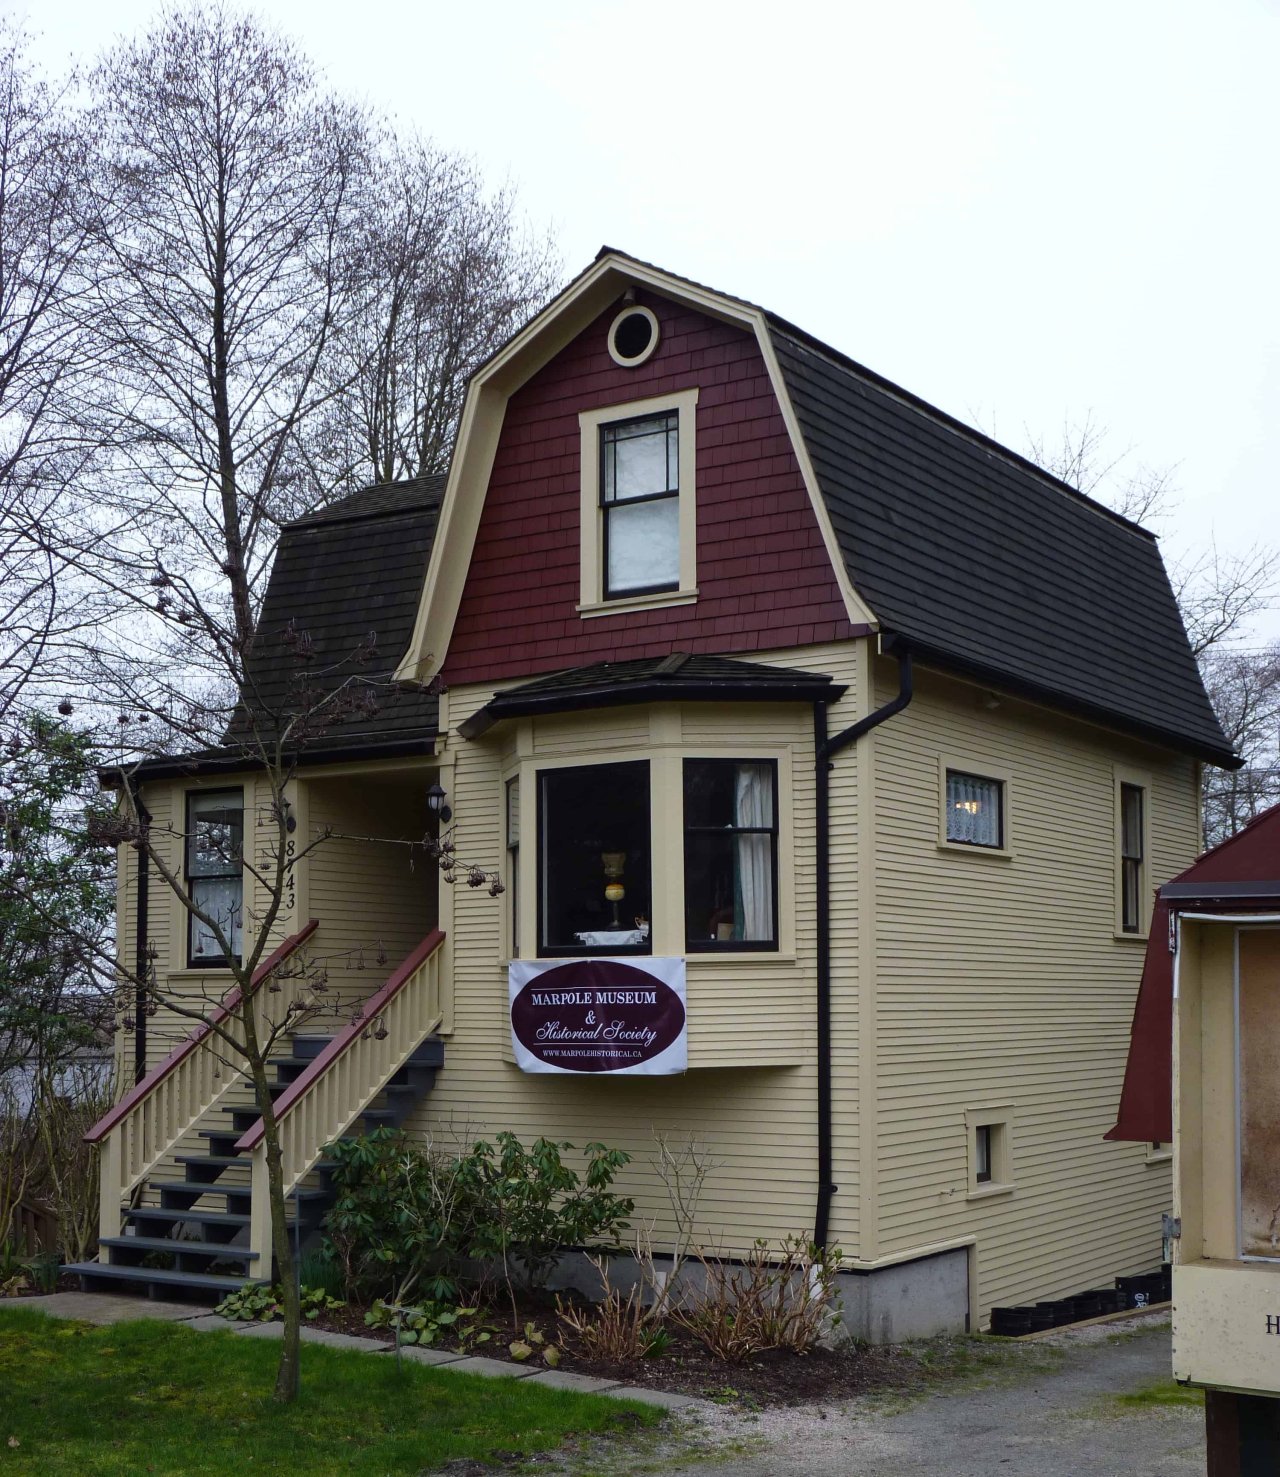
[{"left": 1200, "top": 642, "right": 1280, "bottom": 846}]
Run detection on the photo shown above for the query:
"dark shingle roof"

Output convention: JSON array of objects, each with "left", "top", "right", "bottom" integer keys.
[
  {"left": 230, "top": 477, "right": 444, "bottom": 757},
  {"left": 459, "top": 654, "right": 843, "bottom": 738},
  {"left": 767, "top": 325, "right": 1235, "bottom": 767}
]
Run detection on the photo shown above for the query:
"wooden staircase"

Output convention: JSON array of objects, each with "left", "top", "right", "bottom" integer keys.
[{"left": 74, "top": 927, "right": 447, "bottom": 1303}]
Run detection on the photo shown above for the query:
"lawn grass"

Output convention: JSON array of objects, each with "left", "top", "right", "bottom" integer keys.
[
  {"left": 1113, "top": 1379, "right": 1204, "bottom": 1410},
  {"left": 0, "top": 1306, "right": 661, "bottom": 1475}
]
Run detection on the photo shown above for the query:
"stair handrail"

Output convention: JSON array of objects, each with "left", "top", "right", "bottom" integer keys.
[
  {"left": 87, "top": 919, "right": 319, "bottom": 1246},
  {"left": 240, "top": 929, "right": 445, "bottom": 1270},
  {"left": 85, "top": 918, "right": 320, "bottom": 1145},
  {"left": 236, "top": 928, "right": 445, "bottom": 1156}
]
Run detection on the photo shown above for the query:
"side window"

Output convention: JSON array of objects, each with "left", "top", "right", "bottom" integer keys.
[
  {"left": 966, "top": 1107, "right": 1015, "bottom": 1196},
  {"left": 683, "top": 759, "right": 778, "bottom": 951},
  {"left": 1119, "top": 782, "right": 1146, "bottom": 934},
  {"left": 186, "top": 789, "right": 243, "bottom": 964},
  {"left": 600, "top": 412, "right": 680, "bottom": 598},
  {"left": 538, "top": 761, "right": 651, "bottom": 956},
  {"left": 506, "top": 776, "right": 520, "bottom": 958},
  {"left": 945, "top": 769, "right": 1004, "bottom": 849}
]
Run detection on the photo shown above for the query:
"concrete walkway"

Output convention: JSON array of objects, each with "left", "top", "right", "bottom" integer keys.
[{"left": 17, "top": 1291, "right": 703, "bottom": 1412}]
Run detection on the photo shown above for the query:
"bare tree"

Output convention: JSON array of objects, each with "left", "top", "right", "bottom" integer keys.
[
  {"left": 0, "top": 24, "right": 94, "bottom": 726},
  {"left": 1200, "top": 642, "right": 1280, "bottom": 846},
  {"left": 1026, "top": 413, "right": 1277, "bottom": 837},
  {"left": 304, "top": 135, "right": 559, "bottom": 496},
  {"left": 50, "top": 4, "right": 375, "bottom": 1402}
]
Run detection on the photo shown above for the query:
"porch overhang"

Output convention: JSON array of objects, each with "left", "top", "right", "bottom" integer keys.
[{"left": 456, "top": 653, "right": 846, "bottom": 739}]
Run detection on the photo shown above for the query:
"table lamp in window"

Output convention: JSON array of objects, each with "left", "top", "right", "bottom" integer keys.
[{"left": 601, "top": 850, "right": 627, "bottom": 928}]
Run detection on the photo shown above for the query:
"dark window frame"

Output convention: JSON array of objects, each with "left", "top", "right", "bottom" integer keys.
[
  {"left": 536, "top": 760, "right": 653, "bottom": 959},
  {"left": 599, "top": 410, "right": 680, "bottom": 600},
  {"left": 974, "top": 1124, "right": 994, "bottom": 1184},
  {"left": 506, "top": 776, "right": 520, "bottom": 959},
  {"left": 945, "top": 768, "right": 1005, "bottom": 850},
  {"left": 185, "top": 788, "right": 244, "bottom": 968},
  {"left": 683, "top": 757, "right": 780, "bottom": 954},
  {"left": 1120, "top": 782, "right": 1145, "bottom": 933}
]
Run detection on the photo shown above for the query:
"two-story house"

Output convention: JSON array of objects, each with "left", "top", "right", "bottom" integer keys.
[{"left": 79, "top": 249, "right": 1235, "bottom": 1339}]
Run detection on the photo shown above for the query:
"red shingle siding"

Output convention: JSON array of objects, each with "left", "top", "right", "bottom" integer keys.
[{"left": 441, "top": 294, "right": 849, "bottom": 686}]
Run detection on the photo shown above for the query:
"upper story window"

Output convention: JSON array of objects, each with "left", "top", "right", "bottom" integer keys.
[
  {"left": 601, "top": 412, "right": 679, "bottom": 597},
  {"left": 578, "top": 388, "right": 699, "bottom": 616},
  {"left": 186, "top": 789, "right": 243, "bottom": 965},
  {"left": 945, "top": 769, "right": 1004, "bottom": 849},
  {"left": 538, "top": 761, "right": 651, "bottom": 956},
  {"left": 683, "top": 759, "right": 778, "bottom": 951},
  {"left": 1119, "top": 781, "right": 1146, "bottom": 933}
]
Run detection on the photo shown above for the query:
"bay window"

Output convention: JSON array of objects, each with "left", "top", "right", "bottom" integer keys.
[
  {"left": 538, "top": 761, "right": 651, "bottom": 956},
  {"left": 683, "top": 759, "right": 778, "bottom": 951},
  {"left": 186, "top": 789, "right": 243, "bottom": 964}
]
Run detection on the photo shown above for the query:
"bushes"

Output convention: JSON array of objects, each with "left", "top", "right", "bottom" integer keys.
[{"left": 322, "top": 1128, "right": 633, "bottom": 1317}]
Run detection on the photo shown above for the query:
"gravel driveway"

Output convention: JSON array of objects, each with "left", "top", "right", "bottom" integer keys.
[{"left": 565, "top": 1316, "right": 1206, "bottom": 1477}]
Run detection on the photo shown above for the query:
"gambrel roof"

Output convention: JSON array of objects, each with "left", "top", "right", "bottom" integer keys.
[{"left": 766, "top": 325, "right": 1233, "bottom": 765}]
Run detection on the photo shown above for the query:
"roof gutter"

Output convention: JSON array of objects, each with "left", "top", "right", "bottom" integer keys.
[{"left": 813, "top": 641, "right": 914, "bottom": 1248}]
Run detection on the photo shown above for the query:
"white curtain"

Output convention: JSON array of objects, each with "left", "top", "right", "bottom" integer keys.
[
  {"left": 735, "top": 763, "right": 773, "bottom": 941},
  {"left": 946, "top": 772, "right": 1000, "bottom": 847}
]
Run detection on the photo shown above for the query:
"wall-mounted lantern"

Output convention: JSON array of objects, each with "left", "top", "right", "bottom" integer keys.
[{"left": 426, "top": 782, "right": 452, "bottom": 826}]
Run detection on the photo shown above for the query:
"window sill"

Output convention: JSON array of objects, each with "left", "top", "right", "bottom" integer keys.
[
  {"left": 577, "top": 588, "right": 699, "bottom": 620},
  {"left": 967, "top": 1182, "right": 1016, "bottom": 1202},
  {"left": 1145, "top": 1151, "right": 1173, "bottom": 1166},
  {"left": 1114, "top": 930, "right": 1150, "bottom": 944},
  {"left": 166, "top": 966, "right": 236, "bottom": 981},
  {"left": 937, "top": 842, "right": 1015, "bottom": 861}
]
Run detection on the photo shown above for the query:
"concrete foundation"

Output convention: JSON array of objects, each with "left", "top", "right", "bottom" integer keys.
[{"left": 832, "top": 1248, "right": 970, "bottom": 1344}]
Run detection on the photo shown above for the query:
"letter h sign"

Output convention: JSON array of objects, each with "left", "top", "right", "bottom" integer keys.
[{"left": 1266, "top": 1314, "right": 1280, "bottom": 1336}]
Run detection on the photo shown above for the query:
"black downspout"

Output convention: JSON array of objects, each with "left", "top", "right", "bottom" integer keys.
[
  {"left": 813, "top": 644, "right": 914, "bottom": 1247},
  {"left": 131, "top": 790, "right": 152, "bottom": 1085}
]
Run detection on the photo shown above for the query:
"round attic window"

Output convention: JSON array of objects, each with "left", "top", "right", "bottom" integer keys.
[{"left": 608, "top": 305, "right": 659, "bottom": 367}]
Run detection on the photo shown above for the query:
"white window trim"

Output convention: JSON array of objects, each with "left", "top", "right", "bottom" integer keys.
[
  {"left": 607, "top": 305, "right": 661, "bottom": 368},
  {"left": 965, "top": 1105, "right": 1016, "bottom": 1200},
  {"left": 510, "top": 739, "right": 794, "bottom": 962},
  {"left": 1113, "top": 766, "right": 1153, "bottom": 940},
  {"left": 937, "top": 755, "right": 1015, "bottom": 859},
  {"left": 578, "top": 388, "right": 699, "bottom": 614}
]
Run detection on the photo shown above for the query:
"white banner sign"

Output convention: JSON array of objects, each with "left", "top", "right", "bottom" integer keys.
[{"left": 508, "top": 956, "right": 687, "bottom": 1075}]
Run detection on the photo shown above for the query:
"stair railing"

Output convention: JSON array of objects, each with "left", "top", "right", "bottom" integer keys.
[
  {"left": 235, "top": 929, "right": 445, "bottom": 1267},
  {"left": 85, "top": 919, "right": 319, "bottom": 1242}
]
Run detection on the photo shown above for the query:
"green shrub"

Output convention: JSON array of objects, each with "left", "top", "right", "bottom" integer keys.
[{"left": 321, "top": 1129, "right": 634, "bottom": 1319}]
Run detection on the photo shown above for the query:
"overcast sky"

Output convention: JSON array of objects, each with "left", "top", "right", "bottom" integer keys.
[{"left": 20, "top": 0, "right": 1280, "bottom": 643}]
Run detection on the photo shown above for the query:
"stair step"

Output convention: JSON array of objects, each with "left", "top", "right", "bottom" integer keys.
[
  {"left": 65, "top": 1262, "right": 257, "bottom": 1293},
  {"left": 176, "top": 1155, "right": 245, "bottom": 1169},
  {"left": 100, "top": 1236, "right": 259, "bottom": 1262},
  {"left": 126, "top": 1207, "right": 253, "bottom": 1229},
  {"left": 152, "top": 1181, "right": 325, "bottom": 1201}
]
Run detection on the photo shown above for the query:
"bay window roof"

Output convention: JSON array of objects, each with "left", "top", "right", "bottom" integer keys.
[{"left": 458, "top": 653, "right": 844, "bottom": 739}]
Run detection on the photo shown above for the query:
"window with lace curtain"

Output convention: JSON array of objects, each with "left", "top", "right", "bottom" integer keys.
[
  {"left": 186, "top": 789, "right": 243, "bottom": 965},
  {"left": 945, "top": 770, "right": 1004, "bottom": 849},
  {"left": 683, "top": 759, "right": 778, "bottom": 951}
]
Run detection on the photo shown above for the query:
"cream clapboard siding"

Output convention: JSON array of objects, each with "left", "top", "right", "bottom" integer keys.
[
  {"left": 411, "top": 646, "right": 867, "bottom": 1253},
  {"left": 868, "top": 659, "right": 1196, "bottom": 1319},
  {"left": 301, "top": 770, "right": 437, "bottom": 1026}
]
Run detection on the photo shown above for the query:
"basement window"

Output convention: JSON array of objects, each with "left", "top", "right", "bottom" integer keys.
[
  {"left": 186, "top": 789, "right": 243, "bottom": 965},
  {"left": 966, "top": 1106, "right": 1015, "bottom": 1197}
]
